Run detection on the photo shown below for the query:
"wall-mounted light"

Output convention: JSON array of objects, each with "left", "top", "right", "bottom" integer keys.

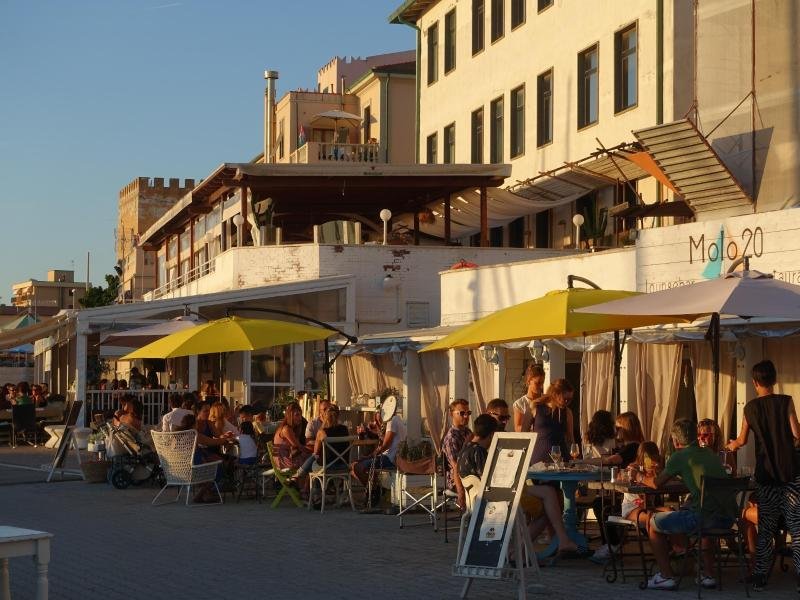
[
  {"left": 389, "top": 343, "right": 407, "bottom": 368},
  {"left": 572, "top": 213, "right": 585, "bottom": 249},
  {"left": 379, "top": 208, "right": 392, "bottom": 245}
]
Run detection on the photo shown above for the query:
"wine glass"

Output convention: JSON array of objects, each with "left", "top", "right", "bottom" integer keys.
[
  {"left": 570, "top": 443, "right": 581, "bottom": 461},
  {"left": 550, "top": 445, "right": 562, "bottom": 469}
]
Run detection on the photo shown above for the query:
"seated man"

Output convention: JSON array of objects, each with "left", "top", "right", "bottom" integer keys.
[
  {"left": 304, "top": 398, "right": 331, "bottom": 447},
  {"left": 484, "top": 398, "right": 578, "bottom": 555},
  {"left": 644, "top": 419, "right": 736, "bottom": 591},
  {"left": 162, "top": 393, "right": 193, "bottom": 432},
  {"left": 442, "top": 398, "right": 472, "bottom": 507},
  {"left": 350, "top": 409, "right": 407, "bottom": 506}
]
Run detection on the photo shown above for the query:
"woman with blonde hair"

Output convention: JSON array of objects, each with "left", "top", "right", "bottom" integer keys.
[
  {"left": 513, "top": 364, "right": 546, "bottom": 433},
  {"left": 208, "top": 401, "right": 237, "bottom": 436},
  {"left": 530, "top": 378, "right": 575, "bottom": 465}
]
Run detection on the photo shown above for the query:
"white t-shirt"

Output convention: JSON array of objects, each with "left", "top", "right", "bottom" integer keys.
[
  {"left": 513, "top": 395, "right": 536, "bottom": 432},
  {"left": 161, "top": 407, "right": 193, "bottom": 432},
  {"left": 305, "top": 417, "right": 322, "bottom": 442},
  {"left": 237, "top": 434, "right": 258, "bottom": 460},
  {"left": 382, "top": 415, "right": 407, "bottom": 462}
]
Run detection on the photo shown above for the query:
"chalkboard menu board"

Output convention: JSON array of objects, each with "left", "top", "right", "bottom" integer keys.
[
  {"left": 453, "top": 432, "right": 540, "bottom": 598},
  {"left": 46, "top": 400, "right": 83, "bottom": 482}
]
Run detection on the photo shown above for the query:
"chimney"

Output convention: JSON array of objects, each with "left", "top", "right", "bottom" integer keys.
[{"left": 264, "top": 70, "right": 279, "bottom": 163}]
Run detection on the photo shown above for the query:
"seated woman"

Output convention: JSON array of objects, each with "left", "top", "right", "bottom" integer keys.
[
  {"left": 272, "top": 401, "right": 311, "bottom": 471},
  {"left": 589, "top": 411, "right": 646, "bottom": 560},
  {"left": 194, "top": 402, "right": 234, "bottom": 464},
  {"left": 289, "top": 404, "right": 350, "bottom": 486},
  {"left": 585, "top": 410, "right": 616, "bottom": 458},
  {"left": 208, "top": 401, "right": 238, "bottom": 436}
]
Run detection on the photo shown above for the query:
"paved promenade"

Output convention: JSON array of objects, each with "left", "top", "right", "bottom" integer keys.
[{"left": 1, "top": 447, "right": 797, "bottom": 599}]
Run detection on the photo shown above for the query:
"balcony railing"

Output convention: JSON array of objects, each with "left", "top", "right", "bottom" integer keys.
[
  {"left": 289, "top": 141, "right": 382, "bottom": 164},
  {"left": 151, "top": 257, "right": 216, "bottom": 300}
]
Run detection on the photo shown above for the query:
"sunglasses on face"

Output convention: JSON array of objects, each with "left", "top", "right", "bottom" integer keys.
[
  {"left": 490, "top": 412, "right": 511, "bottom": 422},
  {"left": 456, "top": 410, "right": 472, "bottom": 417}
]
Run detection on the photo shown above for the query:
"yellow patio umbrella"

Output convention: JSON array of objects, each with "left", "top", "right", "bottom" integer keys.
[
  {"left": 421, "top": 282, "right": 679, "bottom": 353},
  {"left": 121, "top": 316, "right": 335, "bottom": 360}
]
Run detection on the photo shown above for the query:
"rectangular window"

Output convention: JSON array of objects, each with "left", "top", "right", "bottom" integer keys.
[
  {"left": 277, "top": 118, "right": 285, "bottom": 159},
  {"left": 510, "top": 85, "right": 525, "bottom": 158},
  {"left": 363, "top": 105, "right": 371, "bottom": 142},
  {"left": 472, "top": 0, "right": 484, "bottom": 54},
  {"left": 427, "top": 22, "right": 439, "bottom": 84},
  {"left": 443, "top": 123, "right": 456, "bottom": 163},
  {"left": 444, "top": 9, "right": 457, "bottom": 73},
  {"left": 578, "top": 44, "right": 599, "bottom": 128},
  {"left": 490, "top": 96, "right": 504, "bottom": 163},
  {"left": 471, "top": 107, "right": 484, "bottom": 163},
  {"left": 537, "top": 69, "right": 553, "bottom": 146},
  {"left": 538, "top": 0, "right": 553, "bottom": 11},
  {"left": 426, "top": 132, "right": 438, "bottom": 164},
  {"left": 615, "top": 23, "right": 638, "bottom": 112},
  {"left": 491, "top": 0, "right": 504, "bottom": 42},
  {"left": 511, "top": 0, "right": 525, "bottom": 28}
]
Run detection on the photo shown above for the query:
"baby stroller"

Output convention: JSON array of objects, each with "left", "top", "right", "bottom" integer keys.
[{"left": 102, "top": 422, "right": 165, "bottom": 490}]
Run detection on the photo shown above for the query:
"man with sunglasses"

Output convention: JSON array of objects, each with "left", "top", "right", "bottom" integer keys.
[
  {"left": 486, "top": 398, "right": 512, "bottom": 429},
  {"left": 442, "top": 399, "right": 472, "bottom": 507}
]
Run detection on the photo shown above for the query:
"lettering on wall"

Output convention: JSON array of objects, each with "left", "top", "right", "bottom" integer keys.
[{"left": 689, "top": 226, "right": 764, "bottom": 264}]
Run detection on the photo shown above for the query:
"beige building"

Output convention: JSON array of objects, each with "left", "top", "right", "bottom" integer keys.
[
  {"left": 391, "top": 0, "right": 799, "bottom": 248},
  {"left": 116, "top": 177, "right": 195, "bottom": 302},
  {"left": 12, "top": 270, "right": 88, "bottom": 314},
  {"left": 270, "top": 52, "right": 416, "bottom": 166}
]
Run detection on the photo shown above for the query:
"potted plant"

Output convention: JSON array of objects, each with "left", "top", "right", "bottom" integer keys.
[{"left": 580, "top": 204, "right": 609, "bottom": 248}]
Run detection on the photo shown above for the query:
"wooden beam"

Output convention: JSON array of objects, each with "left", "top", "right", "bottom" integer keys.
[
  {"left": 480, "top": 185, "right": 488, "bottom": 247},
  {"left": 444, "top": 195, "right": 451, "bottom": 245},
  {"left": 187, "top": 205, "right": 213, "bottom": 216}
]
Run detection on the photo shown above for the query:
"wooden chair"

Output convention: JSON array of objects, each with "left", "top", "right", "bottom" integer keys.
[
  {"left": 307, "top": 435, "right": 357, "bottom": 513},
  {"left": 150, "top": 430, "right": 222, "bottom": 506},
  {"left": 266, "top": 442, "right": 303, "bottom": 509}
]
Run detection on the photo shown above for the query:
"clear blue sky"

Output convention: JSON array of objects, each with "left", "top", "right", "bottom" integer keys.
[{"left": 0, "top": 0, "right": 413, "bottom": 303}]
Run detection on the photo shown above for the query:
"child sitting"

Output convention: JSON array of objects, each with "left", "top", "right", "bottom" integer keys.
[
  {"left": 237, "top": 421, "right": 259, "bottom": 465},
  {"left": 621, "top": 441, "right": 665, "bottom": 530}
]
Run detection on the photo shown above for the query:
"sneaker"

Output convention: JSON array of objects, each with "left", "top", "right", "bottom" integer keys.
[
  {"left": 647, "top": 573, "right": 677, "bottom": 590},
  {"left": 589, "top": 543, "right": 618, "bottom": 564},
  {"left": 696, "top": 575, "right": 717, "bottom": 589}
]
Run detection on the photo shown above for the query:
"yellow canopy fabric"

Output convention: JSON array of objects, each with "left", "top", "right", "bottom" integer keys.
[
  {"left": 121, "top": 316, "right": 334, "bottom": 359},
  {"left": 421, "top": 288, "right": 681, "bottom": 352}
]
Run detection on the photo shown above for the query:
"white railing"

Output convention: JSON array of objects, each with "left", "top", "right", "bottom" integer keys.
[
  {"left": 151, "top": 257, "right": 216, "bottom": 300},
  {"left": 85, "top": 389, "right": 172, "bottom": 427},
  {"left": 289, "top": 141, "right": 382, "bottom": 164}
]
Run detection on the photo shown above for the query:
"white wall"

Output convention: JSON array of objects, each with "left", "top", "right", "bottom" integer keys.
[{"left": 440, "top": 247, "right": 637, "bottom": 325}]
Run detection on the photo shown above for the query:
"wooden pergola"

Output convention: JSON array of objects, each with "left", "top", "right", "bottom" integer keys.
[{"left": 142, "top": 162, "right": 511, "bottom": 248}]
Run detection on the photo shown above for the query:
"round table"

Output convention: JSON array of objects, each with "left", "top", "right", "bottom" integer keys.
[{"left": 527, "top": 468, "right": 602, "bottom": 558}]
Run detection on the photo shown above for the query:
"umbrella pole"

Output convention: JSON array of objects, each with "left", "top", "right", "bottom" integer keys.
[
  {"left": 706, "top": 313, "right": 721, "bottom": 423},
  {"left": 613, "top": 330, "right": 621, "bottom": 416},
  {"left": 324, "top": 340, "right": 332, "bottom": 401}
]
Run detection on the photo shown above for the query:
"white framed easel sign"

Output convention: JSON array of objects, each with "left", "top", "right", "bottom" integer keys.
[{"left": 453, "top": 432, "right": 543, "bottom": 599}]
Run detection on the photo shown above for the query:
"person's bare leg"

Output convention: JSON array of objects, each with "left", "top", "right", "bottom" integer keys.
[
  {"left": 531, "top": 485, "right": 578, "bottom": 552},
  {"left": 744, "top": 505, "right": 758, "bottom": 570},
  {"left": 648, "top": 525, "right": 674, "bottom": 578}
]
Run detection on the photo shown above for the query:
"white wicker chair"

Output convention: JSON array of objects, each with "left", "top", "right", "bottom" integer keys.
[{"left": 150, "top": 430, "right": 223, "bottom": 506}]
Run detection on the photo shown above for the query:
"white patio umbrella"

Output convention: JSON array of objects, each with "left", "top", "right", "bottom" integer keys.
[{"left": 575, "top": 260, "right": 800, "bottom": 420}]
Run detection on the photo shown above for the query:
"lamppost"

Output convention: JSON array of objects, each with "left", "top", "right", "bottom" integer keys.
[
  {"left": 233, "top": 214, "right": 245, "bottom": 247},
  {"left": 572, "top": 213, "right": 585, "bottom": 249},
  {"left": 379, "top": 209, "right": 392, "bottom": 245}
]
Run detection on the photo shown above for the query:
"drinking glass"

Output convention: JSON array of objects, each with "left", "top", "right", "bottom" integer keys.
[
  {"left": 570, "top": 443, "right": 581, "bottom": 461},
  {"left": 550, "top": 445, "right": 562, "bottom": 468}
]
